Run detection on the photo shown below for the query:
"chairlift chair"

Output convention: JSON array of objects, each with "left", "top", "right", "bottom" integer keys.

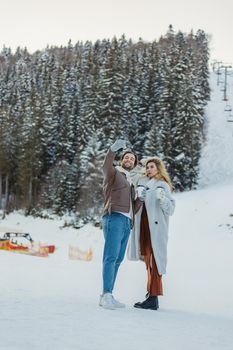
[
  {"left": 227, "top": 114, "right": 233, "bottom": 122},
  {"left": 224, "top": 105, "right": 232, "bottom": 112}
]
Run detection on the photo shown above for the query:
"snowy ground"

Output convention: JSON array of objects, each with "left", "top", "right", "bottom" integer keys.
[
  {"left": 0, "top": 72, "right": 233, "bottom": 349},
  {"left": 0, "top": 181, "right": 233, "bottom": 350}
]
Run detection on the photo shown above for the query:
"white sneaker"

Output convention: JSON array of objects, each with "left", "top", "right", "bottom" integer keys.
[
  {"left": 99, "top": 293, "right": 116, "bottom": 310},
  {"left": 112, "top": 296, "right": 125, "bottom": 308}
]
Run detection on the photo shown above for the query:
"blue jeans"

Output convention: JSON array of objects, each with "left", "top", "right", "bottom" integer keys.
[{"left": 102, "top": 212, "right": 131, "bottom": 294}]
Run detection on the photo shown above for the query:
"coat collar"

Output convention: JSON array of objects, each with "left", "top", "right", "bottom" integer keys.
[
  {"left": 138, "top": 177, "right": 164, "bottom": 190},
  {"left": 115, "top": 166, "right": 132, "bottom": 184}
]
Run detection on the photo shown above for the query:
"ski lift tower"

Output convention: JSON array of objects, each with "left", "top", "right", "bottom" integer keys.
[
  {"left": 220, "top": 64, "right": 232, "bottom": 101},
  {"left": 212, "top": 61, "right": 223, "bottom": 85}
]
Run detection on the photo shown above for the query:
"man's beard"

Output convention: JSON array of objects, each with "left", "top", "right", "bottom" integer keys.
[{"left": 121, "top": 163, "right": 134, "bottom": 171}]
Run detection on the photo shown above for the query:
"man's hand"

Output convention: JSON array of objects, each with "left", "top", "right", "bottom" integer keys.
[
  {"left": 110, "top": 139, "right": 127, "bottom": 153},
  {"left": 156, "top": 187, "right": 166, "bottom": 203}
]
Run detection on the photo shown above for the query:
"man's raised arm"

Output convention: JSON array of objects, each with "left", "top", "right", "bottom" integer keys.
[{"left": 102, "top": 139, "right": 126, "bottom": 179}]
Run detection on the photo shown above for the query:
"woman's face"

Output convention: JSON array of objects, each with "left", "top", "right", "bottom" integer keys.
[{"left": 146, "top": 162, "right": 158, "bottom": 178}]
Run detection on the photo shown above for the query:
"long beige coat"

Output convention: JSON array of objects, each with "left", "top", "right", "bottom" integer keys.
[{"left": 127, "top": 177, "right": 175, "bottom": 275}]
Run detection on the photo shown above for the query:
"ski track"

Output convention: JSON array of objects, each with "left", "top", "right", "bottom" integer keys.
[{"left": 198, "top": 71, "right": 233, "bottom": 186}]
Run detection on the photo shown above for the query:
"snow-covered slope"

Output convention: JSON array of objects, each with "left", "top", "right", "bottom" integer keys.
[
  {"left": 198, "top": 71, "right": 233, "bottom": 186},
  {"left": 0, "top": 181, "right": 233, "bottom": 350}
]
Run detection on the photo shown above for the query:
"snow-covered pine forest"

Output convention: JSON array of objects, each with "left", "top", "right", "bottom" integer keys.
[{"left": 0, "top": 27, "right": 210, "bottom": 218}]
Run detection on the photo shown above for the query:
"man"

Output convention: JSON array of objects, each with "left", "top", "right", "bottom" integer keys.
[{"left": 99, "top": 139, "right": 146, "bottom": 310}]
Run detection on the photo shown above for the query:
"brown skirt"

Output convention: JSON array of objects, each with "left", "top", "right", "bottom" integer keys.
[{"left": 140, "top": 204, "right": 163, "bottom": 296}]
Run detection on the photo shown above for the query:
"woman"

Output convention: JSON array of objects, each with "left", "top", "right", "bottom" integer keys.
[{"left": 128, "top": 157, "right": 175, "bottom": 310}]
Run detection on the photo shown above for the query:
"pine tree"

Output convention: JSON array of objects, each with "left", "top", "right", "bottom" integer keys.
[
  {"left": 96, "top": 37, "right": 125, "bottom": 149},
  {"left": 77, "top": 135, "right": 105, "bottom": 216}
]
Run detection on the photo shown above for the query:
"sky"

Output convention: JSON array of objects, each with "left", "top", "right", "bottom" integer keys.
[{"left": 0, "top": 0, "right": 232, "bottom": 64}]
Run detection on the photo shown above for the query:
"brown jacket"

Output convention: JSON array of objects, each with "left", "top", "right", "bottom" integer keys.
[{"left": 102, "top": 149, "right": 142, "bottom": 224}]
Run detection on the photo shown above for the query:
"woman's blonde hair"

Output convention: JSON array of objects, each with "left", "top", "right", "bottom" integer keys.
[{"left": 146, "top": 157, "right": 173, "bottom": 191}]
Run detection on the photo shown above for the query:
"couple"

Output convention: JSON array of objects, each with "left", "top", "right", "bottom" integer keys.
[{"left": 99, "top": 139, "right": 175, "bottom": 310}]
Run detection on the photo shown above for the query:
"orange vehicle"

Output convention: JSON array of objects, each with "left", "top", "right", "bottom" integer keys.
[{"left": 0, "top": 231, "right": 55, "bottom": 257}]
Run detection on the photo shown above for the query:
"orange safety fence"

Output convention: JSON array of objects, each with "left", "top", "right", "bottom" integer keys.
[{"left": 68, "top": 245, "right": 93, "bottom": 261}]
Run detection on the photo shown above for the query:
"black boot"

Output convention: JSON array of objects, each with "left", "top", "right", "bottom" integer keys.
[
  {"left": 134, "top": 292, "right": 149, "bottom": 307},
  {"left": 134, "top": 297, "right": 154, "bottom": 308},
  {"left": 134, "top": 296, "right": 159, "bottom": 310}
]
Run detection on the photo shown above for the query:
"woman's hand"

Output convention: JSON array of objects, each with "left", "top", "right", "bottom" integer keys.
[
  {"left": 138, "top": 188, "right": 147, "bottom": 202},
  {"left": 156, "top": 187, "right": 166, "bottom": 203}
]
